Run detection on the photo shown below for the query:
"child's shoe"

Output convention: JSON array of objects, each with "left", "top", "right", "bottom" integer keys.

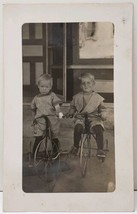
[{"left": 97, "top": 149, "right": 106, "bottom": 158}]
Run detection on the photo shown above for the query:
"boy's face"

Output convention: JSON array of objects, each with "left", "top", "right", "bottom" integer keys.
[
  {"left": 38, "top": 80, "right": 52, "bottom": 94},
  {"left": 81, "top": 77, "right": 95, "bottom": 93}
]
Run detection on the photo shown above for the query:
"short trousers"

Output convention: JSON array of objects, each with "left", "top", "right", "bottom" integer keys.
[
  {"left": 74, "top": 116, "right": 104, "bottom": 132},
  {"left": 32, "top": 116, "right": 60, "bottom": 138}
]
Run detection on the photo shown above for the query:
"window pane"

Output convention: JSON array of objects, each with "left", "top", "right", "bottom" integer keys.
[
  {"left": 48, "top": 23, "right": 63, "bottom": 46},
  {"left": 35, "top": 23, "right": 43, "bottom": 39},
  {"left": 51, "top": 69, "right": 63, "bottom": 95},
  {"left": 23, "top": 63, "right": 30, "bottom": 85},
  {"left": 35, "top": 62, "right": 43, "bottom": 84},
  {"left": 79, "top": 22, "right": 114, "bottom": 59}
]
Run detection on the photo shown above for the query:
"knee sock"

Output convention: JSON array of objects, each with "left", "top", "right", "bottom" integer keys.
[
  {"left": 92, "top": 125, "right": 104, "bottom": 150},
  {"left": 74, "top": 124, "right": 84, "bottom": 148}
]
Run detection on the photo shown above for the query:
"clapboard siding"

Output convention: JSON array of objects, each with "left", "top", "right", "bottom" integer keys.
[
  {"left": 68, "top": 68, "right": 113, "bottom": 80},
  {"left": 73, "top": 69, "right": 113, "bottom": 90},
  {"left": 95, "top": 80, "right": 113, "bottom": 93}
]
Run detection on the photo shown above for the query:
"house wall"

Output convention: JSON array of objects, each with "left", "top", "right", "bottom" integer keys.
[{"left": 22, "top": 23, "right": 114, "bottom": 103}]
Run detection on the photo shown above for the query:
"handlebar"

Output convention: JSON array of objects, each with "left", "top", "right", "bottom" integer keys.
[
  {"left": 35, "top": 114, "right": 57, "bottom": 119},
  {"left": 64, "top": 112, "right": 101, "bottom": 119},
  {"left": 33, "top": 113, "right": 64, "bottom": 125}
]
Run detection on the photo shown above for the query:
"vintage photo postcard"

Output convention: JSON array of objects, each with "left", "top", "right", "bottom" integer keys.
[
  {"left": 3, "top": 3, "right": 134, "bottom": 212},
  {"left": 0, "top": 1, "right": 3, "bottom": 192}
]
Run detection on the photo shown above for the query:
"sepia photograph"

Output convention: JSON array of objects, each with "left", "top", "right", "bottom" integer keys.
[
  {"left": 22, "top": 22, "right": 115, "bottom": 193},
  {"left": 3, "top": 3, "right": 133, "bottom": 212}
]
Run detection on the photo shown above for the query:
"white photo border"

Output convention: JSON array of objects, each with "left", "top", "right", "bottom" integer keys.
[{"left": 3, "top": 3, "right": 134, "bottom": 212}]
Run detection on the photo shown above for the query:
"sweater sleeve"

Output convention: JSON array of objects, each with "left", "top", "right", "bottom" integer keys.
[
  {"left": 68, "top": 96, "right": 77, "bottom": 114},
  {"left": 98, "top": 101, "right": 107, "bottom": 121},
  {"left": 98, "top": 101, "right": 106, "bottom": 113},
  {"left": 52, "top": 92, "right": 62, "bottom": 107},
  {"left": 31, "top": 96, "right": 37, "bottom": 112}
]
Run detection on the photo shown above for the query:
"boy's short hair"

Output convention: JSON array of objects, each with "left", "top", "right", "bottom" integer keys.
[
  {"left": 79, "top": 72, "right": 95, "bottom": 83},
  {"left": 37, "top": 73, "right": 53, "bottom": 86}
]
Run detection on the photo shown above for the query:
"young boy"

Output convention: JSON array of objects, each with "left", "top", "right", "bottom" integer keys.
[
  {"left": 31, "top": 74, "right": 63, "bottom": 157},
  {"left": 67, "top": 72, "right": 107, "bottom": 158}
]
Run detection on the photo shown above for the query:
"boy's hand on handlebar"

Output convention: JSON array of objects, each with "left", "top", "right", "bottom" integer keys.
[
  {"left": 101, "top": 112, "right": 107, "bottom": 121},
  {"left": 58, "top": 112, "right": 64, "bottom": 119}
]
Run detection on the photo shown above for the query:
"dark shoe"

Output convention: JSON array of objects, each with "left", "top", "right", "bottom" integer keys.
[
  {"left": 70, "top": 146, "right": 79, "bottom": 155},
  {"left": 97, "top": 149, "right": 106, "bottom": 158}
]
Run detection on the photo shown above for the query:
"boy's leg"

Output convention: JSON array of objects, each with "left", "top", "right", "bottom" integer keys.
[
  {"left": 92, "top": 125, "right": 104, "bottom": 150},
  {"left": 32, "top": 117, "right": 46, "bottom": 157},
  {"left": 33, "top": 136, "right": 43, "bottom": 157},
  {"left": 74, "top": 124, "right": 84, "bottom": 148},
  {"left": 70, "top": 124, "right": 84, "bottom": 155},
  {"left": 48, "top": 117, "right": 60, "bottom": 157},
  {"left": 52, "top": 138, "right": 60, "bottom": 157},
  {"left": 92, "top": 125, "right": 105, "bottom": 157}
]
